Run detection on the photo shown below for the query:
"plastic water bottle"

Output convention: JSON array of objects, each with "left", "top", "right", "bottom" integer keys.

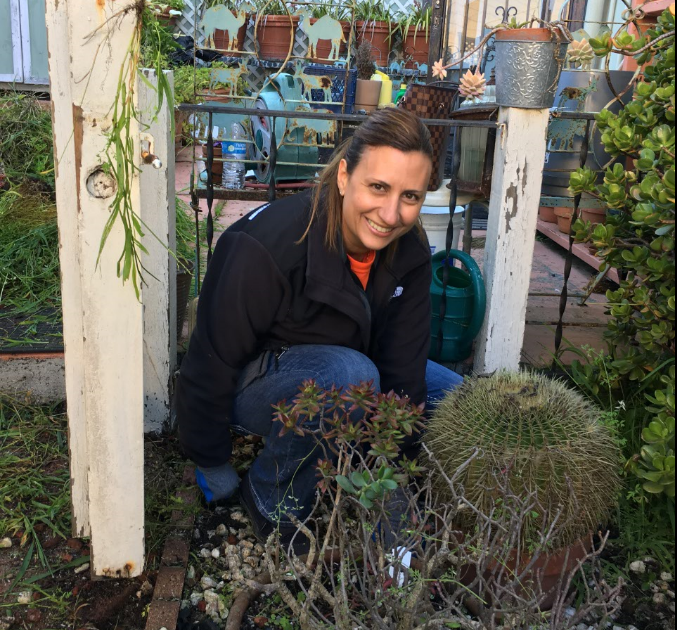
[{"left": 221, "top": 123, "right": 247, "bottom": 190}]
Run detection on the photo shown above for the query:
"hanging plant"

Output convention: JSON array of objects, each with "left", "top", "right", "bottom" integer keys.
[{"left": 84, "top": 0, "right": 175, "bottom": 298}]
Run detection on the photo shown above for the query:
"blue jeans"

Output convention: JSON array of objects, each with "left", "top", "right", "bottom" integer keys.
[{"left": 231, "top": 345, "right": 463, "bottom": 526}]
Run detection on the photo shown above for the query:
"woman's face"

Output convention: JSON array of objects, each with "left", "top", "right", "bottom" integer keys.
[{"left": 337, "top": 146, "right": 432, "bottom": 258}]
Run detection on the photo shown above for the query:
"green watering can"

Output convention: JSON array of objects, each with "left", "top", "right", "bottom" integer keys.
[{"left": 429, "top": 249, "right": 486, "bottom": 363}]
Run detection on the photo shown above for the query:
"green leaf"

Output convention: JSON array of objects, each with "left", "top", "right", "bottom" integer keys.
[
  {"left": 350, "top": 471, "right": 366, "bottom": 488},
  {"left": 336, "top": 475, "right": 356, "bottom": 494}
]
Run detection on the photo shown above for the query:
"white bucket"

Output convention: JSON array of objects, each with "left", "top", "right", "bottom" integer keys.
[
  {"left": 420, "top": 207, "right": 465, "bottom": 254},
  {"left": 420, "top": 179, "right": 465, "bottom": 254}
]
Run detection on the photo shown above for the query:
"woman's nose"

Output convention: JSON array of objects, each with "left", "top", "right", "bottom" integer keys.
[{"left": 378, "top": 196, "right": 400, "bottom": 226}]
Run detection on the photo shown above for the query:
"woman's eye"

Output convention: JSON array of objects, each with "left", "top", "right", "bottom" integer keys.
[
  {"left": 404, "top": 193, "right": 420, "bottom": 202},
  {"left": 371, "top": 183, "right": 385, "bottom": 191}
]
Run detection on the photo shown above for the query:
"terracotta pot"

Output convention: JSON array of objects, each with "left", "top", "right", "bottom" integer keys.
[
  {"left": 156, "top": 10, "right": 178, "bottom": 30},
  {"left": 554, "top": 207, "right": 574, "bottom": 234},
  {"left": 460, "top": 536, "right": 593, "bottom": 612},
  {"left": 213, "top": 21, "right": 248, "bottom": 55},
  {"left": 355, "top": 79, "right": 382, "bottom": 113},
  {"left": 538, "top": 205, "right": 557, "bottom": 223},
  {"left": 255, "top": 14, "right": 300, "bottom": 61},
  {"left": 581, "top": 206, "right": 607, "bottom": 225},
  {"left": 355, "top": 20, "right": 394, "bottom": 65},
  {"left": 401, "top": 28, "right": 429, "bottom": 69},
  {"left": 211, "top": 144, "right": 223, "bottom": 177},
  {"left": 495, "top": 27, "right": 564, "bottom": 42},
  {"left": 309, "top": 19, "right": 351, "bottom": 62},
  {"left": 206, "top": 87, "right": 233, "bottom": 103}
]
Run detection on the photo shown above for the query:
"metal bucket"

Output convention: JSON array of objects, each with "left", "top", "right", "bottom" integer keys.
[{"left": 495, "top": 35, "right": 568, "bottom": 109}]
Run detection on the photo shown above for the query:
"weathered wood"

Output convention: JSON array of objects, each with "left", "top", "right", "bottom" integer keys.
[
  {"left": 46, "top": 0, "right": 145, "bottom": 576},
  {"left": 139, "top": 69, "right": 176, "bottom": 434},
  {"left": 473, "top": 107, "right": 551, "bottom": 374},
  {"left": 45, "top": 0, "right": 90, "bottom": 539}
]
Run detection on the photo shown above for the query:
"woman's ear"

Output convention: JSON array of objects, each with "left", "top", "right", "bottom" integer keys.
[{"left": 337, "top": 158, "right": 348, "bottom": 196}]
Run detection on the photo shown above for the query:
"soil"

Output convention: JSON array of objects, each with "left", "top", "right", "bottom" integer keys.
[{"left": 0, "top": 433, "right": 185, "bottom": 630}]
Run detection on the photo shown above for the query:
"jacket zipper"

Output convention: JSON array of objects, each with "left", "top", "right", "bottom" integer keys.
[{"left": 274, "top": 345, "right": 289, "bottom": 370}]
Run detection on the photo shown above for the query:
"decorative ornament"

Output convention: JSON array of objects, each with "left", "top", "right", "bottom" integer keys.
[
  {"left": 459, "top": 69, "right": 487, "bottom": 101},
  {"left": 567, "top": 39, "right": 594, "bottom": 70},
  {"left": 431, "top": 59, "right": 448, "bottom": 80}
]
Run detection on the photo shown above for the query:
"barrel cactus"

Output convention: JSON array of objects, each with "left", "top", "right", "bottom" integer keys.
[{"left": 425, "top": 371, "right": 622, "bottom": 550}]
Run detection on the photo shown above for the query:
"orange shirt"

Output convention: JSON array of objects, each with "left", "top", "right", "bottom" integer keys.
[{"left": 347, "top": 250, "right": 376, "bottom": 290}]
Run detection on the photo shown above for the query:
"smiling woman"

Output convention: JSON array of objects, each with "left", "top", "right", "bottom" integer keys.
[{"left": 175, "top": 108, "right": 463, "bottom": 551}]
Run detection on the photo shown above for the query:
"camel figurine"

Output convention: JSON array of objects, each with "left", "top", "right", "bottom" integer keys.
[
  {"left": 209, "top": 61, "right": 249, "bottom": 97},
  {"left": 292, "top": 60, "right": 333, "bottom": 103},
  {"left": 199, "top": 2, "right": 254, "bottom": 51},
  {"left": 296, "top": 8, "right": 345, "bottom": 60}
]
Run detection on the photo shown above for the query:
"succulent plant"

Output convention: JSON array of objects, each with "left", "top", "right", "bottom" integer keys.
[
  {"left": 355, "top": 40, "right": 376, "bottom": 81},
  {"left": 567, "top": 38, "right": 594, "bottom": 70},
  {"left": 459, "top": 69, "right": 486, "bottom": 102},
  {"left": 425, "top": 371, "right": 622, "bottom": 551}
]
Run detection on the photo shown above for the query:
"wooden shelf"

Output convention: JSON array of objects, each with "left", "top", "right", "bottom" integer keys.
[{"left": 536, "top": 219, "right": 620, "bottom": 284}]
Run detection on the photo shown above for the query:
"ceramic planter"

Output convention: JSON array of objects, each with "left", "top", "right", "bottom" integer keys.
[
  {"left": 355, "top": 79, "right": 382, "bottom": 112},
  {"left": 309, "top": 19, "right": 351, "bottom": 62},
  {"left": 554, "top": 207, "right": 573, "bottom": 234},
  {"left": 255, "top": 14, "right": 300, "bottom": 60},
  {"left": 355, "top": 20, "right": 394, "bottom": 65},
  {"left": 495, "top": 28, "right": 568, "bottom": 109}
]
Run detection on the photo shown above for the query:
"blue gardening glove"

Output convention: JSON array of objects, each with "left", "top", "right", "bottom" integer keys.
[{"left": 195, "top": 462, "right": 240, "bottom": 504}]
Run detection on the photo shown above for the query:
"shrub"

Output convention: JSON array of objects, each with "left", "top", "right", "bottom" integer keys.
[{"left": 568, "top": 9, "right": 675, "bottom": 502}]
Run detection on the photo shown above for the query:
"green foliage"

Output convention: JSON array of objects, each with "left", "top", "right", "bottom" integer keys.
[
  {"left": 354, "top": 0, "right": 395, "bottom": 23},
  {"left": 0, "top": 91, "right": 54, "bottom": 189},
  {"left": 568, "top": 9, "right": 675, "bottom": 501},
  {"left": 173, "top": 65, "right": 212, "bottom": 105},
  {"left": 396, "top": 0, "right": 431, "bottom": 44},
  {"left": 272, "top": 380, "right": 426, "bottom": 498},
  {"left": 140, "top": 4, "right": 181, "bottom": 69},
  {"left": 0, "top": 183, "right": 61, "bottom": 322},
  {"left": 175, "top": 196, "right": 197, "bottom": 264},
  {"left": 425, "top": 371, "right": 622, "bottom": 551}
]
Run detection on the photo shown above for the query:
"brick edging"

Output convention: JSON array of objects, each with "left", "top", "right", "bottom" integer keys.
[{"left": 144, "top": 464, "right": 197, "bottom": 630}]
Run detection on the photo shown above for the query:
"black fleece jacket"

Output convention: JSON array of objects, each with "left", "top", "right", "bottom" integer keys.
[{"left": 176, "top": 190, "right": 432, "bottom": 468}]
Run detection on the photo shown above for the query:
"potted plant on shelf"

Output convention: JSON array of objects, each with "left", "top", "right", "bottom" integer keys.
[
  {"left": 354, "top": 41, "right": 381, "bottom": 112},
  {"left": 354, "top": 0, "right": 396, "bottom": 66},
  {"left": 152, "top": 0, "right": 185, "bottom": 29},
  {"left": 396, "top": 0, "right": 431, "bottom": 69},
  {"left": 432, "top": 17, "right": 571, "bottom": 110},
  {"left": 425, "top": 371, "right": 622, "bottom": 612},
  {"left": 172, "top": 65, "right": 212, "bottom": 150},
  {"left": 254, "top": 0, "right": 300, "bottom": 61}
]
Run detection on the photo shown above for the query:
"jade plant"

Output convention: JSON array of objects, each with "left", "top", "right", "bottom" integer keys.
[
  {"left": 568, "top": 9, "right": 675, "bottom": 499},
  {"left": 424, "top": 371, "right": 622, "bottom": 551}
]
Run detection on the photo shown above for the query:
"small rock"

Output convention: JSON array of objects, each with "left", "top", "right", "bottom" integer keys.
[
  {"left": 661, "top": 572, "right": 673, "bottom": 582},
  {"left": 189, "top": 591, "right": 203, "bottom": 606},
  {"left": 194, "top": 528, "right": 201, "bottom": 540},
  {"left": 230, "top": 511, "right": 247, "bottom": 523},
  {"left": 215, "top": 524, "right": 227, "bottom": 536},
  {"left": 197, "top": 599, "right": 207, "bottom": 613},
  {"left": 227, "top": 535, "right": 238, "bottom": 545},
  {"left": 0, "top": 538, "right": 11, "bottom": 549},
  {"left": 563, "top": 608, "right": 576, "bottom": 618},
  {"left": 629, "top": 560, "right": 646, "bottom": 574},
  {"left": 201, "top": 575, "right": 217, "bottom": 590},
  {"left": 17, "top": 592, "right": 32, "bottom": 605},
  {"left": 24, "top": 609, "right": 42, "bottom": 623},
  {"left": 60, "top": 552, "right": 74, "bottom": 563},
  {"left": 653, "top": 592, "right": 667, "bottom": 605},
  {"left": 74, "top": 563, "right": 90, "bottom": 574},
  {"left": 139, "top": 580, "right": 153, "bottom": 596},
  {"left": 211, "top": 548, "right": 220, "bottom": 559},
  {"left": 253, "top": 617, "right": 268, "bottom": 628},
  {"left": 240, "top": 540, "right": 254, "bottom": 550},
  {"left": 186, "top": 565, "right": 196, "bottom": 580},
  {"left": 66, "top": 538, "right": 83, "bottom": 551},
  {"left": 200, "top": 548, "right": 212, "bottom": 558}
]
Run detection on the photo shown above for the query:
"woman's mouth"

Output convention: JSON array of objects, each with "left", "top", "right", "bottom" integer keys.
[{"left": 366, "top": 218, "right": 394, "bottom": 234}]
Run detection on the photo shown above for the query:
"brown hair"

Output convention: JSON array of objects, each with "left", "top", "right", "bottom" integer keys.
[{"left": 300, "top": 108, "right": 433, "bottom": 251}]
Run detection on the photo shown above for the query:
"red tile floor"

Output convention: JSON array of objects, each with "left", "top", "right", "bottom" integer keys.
[{"left": 176, "top": 151, "right": 610, "bottom": 369}]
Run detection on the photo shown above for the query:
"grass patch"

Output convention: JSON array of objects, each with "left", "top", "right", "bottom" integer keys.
[
  {"left": 0, "top": 90, "right": 54, "bottom": 190},
  {"left": 0, "top": 183, "right": 61, "bottom": 330},
  {"left": 0, "top": 397, "right": 70, "bottom": 570}
]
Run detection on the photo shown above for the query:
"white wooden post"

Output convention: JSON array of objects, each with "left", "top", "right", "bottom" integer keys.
[
  {"left": 139, "top": 69, "right": 177, "bottom": 433},
  {"left": 46, "top": 1, "right": 145, "bottom": 576},
  {"left": 473, "top": 107, "right": 551, "bottom": 374}
]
